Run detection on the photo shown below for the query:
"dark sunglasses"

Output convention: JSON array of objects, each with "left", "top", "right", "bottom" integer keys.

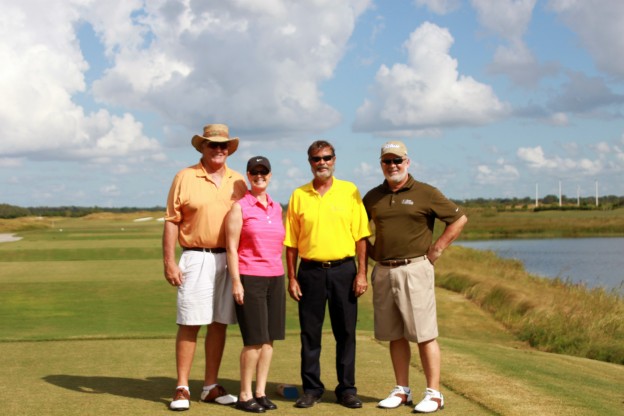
[
  {"left": 381, "top": 157, "right": 405, "bottom": 166},
  {"left": 249, "top": 169, "right": 269, "bottom": 176},
  {"left": 309, "top": 155, "right": 334, "bottom": 163},
  {"left": 207, "top": 142, "right": 228, "bottom": 149}
]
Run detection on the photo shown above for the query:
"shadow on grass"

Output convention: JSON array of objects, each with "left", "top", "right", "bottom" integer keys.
[
  {"left": 43, "top": 375, "right": 238, "bottom": 408},
  {"left": 43, "top": 375, "right": 379, "bottom": 407}
]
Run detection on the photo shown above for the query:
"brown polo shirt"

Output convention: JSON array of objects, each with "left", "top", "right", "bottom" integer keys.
[{"left": 363, "top": 175, "right": 464, "bottom": 261}]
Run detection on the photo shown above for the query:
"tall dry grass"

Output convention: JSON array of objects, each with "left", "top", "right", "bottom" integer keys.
[{"left": 436, "top": 246, "right": 624, "bottom": 364}]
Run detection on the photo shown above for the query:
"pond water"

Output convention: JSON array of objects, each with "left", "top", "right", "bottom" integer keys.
[{"left": 455, "top": 237, "right": 624, "bottom": 293}]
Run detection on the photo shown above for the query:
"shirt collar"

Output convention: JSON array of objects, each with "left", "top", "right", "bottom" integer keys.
[
  {"left": 248, "top": 190, "right": 275, "bottom": 208},
  {"left": 303, "top": 176, "right": 337, "bottom": 195},
  {"left": 382, "top": 174, "right": 415, "bottom": 193},
  {"left": 195, "top": 160, "right": 231, "bottom": 179}
]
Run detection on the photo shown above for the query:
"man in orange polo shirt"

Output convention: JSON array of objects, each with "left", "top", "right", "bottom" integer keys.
[{"left": 163, "top": 123, "right": 247, "bottom": 411}]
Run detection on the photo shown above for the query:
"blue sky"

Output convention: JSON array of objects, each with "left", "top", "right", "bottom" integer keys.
[{"left": 1, "top": 0, "right": 623, "bottom": 207}]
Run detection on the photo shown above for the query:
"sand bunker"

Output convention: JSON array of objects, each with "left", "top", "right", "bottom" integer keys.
[{"left": 0, "top": 233, "right": 22, "bottom": 243}]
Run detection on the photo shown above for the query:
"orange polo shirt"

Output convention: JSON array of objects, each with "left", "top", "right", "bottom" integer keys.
[{"left": 165, "top": 161, "right": 247, "bottom": 249}]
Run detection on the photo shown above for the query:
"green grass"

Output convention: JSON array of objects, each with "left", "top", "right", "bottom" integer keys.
[
  {"left": 460, "top": 207, "right": 624, "bottom": 239},
  {"left": 1, "top": 214, "right": 624, "bottom": 415}
]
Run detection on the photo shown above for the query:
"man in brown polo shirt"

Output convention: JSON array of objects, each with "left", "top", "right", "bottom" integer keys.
[{"left": 363, "top": 140, "right": 467, "bottom": 414}]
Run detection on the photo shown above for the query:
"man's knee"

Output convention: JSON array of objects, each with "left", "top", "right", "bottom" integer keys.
[{"left": 178, "top": 324, "right": 202, "bottom": 337}]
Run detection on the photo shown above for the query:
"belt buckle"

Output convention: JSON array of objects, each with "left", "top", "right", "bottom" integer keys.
[
  {"left": 321, "top": 261, "right": 332, "bottom": 268},
  {"left": 387, "top": 259, "right": 408, "bottom": 267}
]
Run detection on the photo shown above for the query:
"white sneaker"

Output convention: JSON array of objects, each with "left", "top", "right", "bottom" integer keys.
[
  {"left": 199, "top": 384, "right": 238, "bottom": 405},
  {"left": 413, "top": 388, "right": 444, "bottom": 413},
  {"left": 170, "top": 387, "right": 190, "bottom": 411},
  {"left": 378, "top": 385, "right": 413, "bottom": 408}
]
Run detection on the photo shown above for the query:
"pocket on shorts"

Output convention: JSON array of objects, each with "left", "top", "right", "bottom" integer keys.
[
  {"left": 179, "top": 251, "right": 204, "bottom": 286},
  {"left": 425, "top": 259, "right": 435, "bottom": 285},
  {"left": 179, "top": 251, "right": 191, "bottom": 273}
]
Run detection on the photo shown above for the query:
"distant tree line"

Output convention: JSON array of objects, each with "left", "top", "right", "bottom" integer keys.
[
  {"left": 454, "top": 195, "right": 624, "bottom": 211},
  {"left": 2, "top": 195, "right": 623, "bottom": 219},
  {"left": 0, "top": 204, "right": 165, "bottom": 219}
]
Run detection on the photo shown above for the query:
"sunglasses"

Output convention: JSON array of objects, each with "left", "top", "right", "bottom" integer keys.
[
  {"left": 381, "top": 157, "right": 405, "bottom": 166},
  {"left": 309, "top": 155, "right": 334, "bottom": 163},
  {"left": 207, "top": 142, "right": 228, "bottom": 150},
  {"left": 249, "top": 169, "right": 270, "bottom": 176}
]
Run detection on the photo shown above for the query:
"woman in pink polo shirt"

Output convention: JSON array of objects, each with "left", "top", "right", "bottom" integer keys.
[{"left": 225, "top": 156, "right": 286, "bottom": 413}]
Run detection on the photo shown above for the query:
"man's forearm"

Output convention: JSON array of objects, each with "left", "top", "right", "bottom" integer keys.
[
  {"left": 431, "top": 214, "right": 468, "bottom": 255},
  {"left": 286, "top": 247, "right": 298, "bottom": 280},
  {"left": 355, "top": 238, "right": 367, "bottom": 275},
  {"left": 162, "top": 221, "right": 179, "bottom": 264}
]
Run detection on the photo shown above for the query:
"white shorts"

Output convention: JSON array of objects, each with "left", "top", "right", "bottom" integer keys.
[{"left": 176, "top": 250, "right": 236, "bottom": 326}]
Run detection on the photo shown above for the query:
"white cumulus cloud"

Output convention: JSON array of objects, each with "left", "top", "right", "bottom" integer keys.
[
  {"left": 517, "top": 145, "right": 603, "bottom": 175},
  {"left": 353, "top": 22, "right": 509, "bottom": 135},
  {"left": 475, "top": 159, "right": 519, "bottom": 185},
  {"left": 88, "top": 0, "right": 372, "bottom": 136},
  {"left": 0, "top": 0, "right": 372, "bottom": 162},
  {"left": 0, "top": 0, "right": 164, "bottom": 162},
  {"left": 414, "top": 0, "right": 461, "bottom": 14},
  {"left": 548, "top": 0, "right": 624, "bottom": 80},
  {"left": 471, "top": 0, "right": 558, "bottom": 87}
]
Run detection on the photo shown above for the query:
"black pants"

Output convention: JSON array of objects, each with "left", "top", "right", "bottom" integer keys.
[{"left": 297, "top": 259, "right": 358, "bottom": 399}]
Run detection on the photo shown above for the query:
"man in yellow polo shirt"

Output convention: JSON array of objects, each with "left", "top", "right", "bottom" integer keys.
[
  {"left": 285, "top": 140, "right": 371, "bottom": 409},
  {"left": 163, "top": 123, "right": 247, "bottom": 411}
]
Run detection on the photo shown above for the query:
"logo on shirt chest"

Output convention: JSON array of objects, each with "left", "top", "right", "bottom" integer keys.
[{"left": 401, "top": 199, "right": 414, "bottom": 205}]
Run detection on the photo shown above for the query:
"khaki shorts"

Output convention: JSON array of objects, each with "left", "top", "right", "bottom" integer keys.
[{"left": 371, "top": 258, "right": 438, "bottom": 343}]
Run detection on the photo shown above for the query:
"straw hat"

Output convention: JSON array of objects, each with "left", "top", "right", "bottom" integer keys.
[{"left": 191, "top": 123, "right": 239, "bottom": 154}]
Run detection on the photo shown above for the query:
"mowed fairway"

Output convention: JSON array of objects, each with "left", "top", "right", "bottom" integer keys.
[{"left": 0, "top": 214, "right": 623, "bottom": 415}]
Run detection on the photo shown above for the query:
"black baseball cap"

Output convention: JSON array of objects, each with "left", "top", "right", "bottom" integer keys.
[{"left": 246, "top": 156, "right": 271, "bottom": 172}]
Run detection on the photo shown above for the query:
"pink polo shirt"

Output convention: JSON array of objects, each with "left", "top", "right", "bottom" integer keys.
[{"left": 238, "top": 192, "right": 285, "bottom": 277}]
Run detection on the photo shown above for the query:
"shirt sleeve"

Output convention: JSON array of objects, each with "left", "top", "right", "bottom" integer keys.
[
  {"left": 283, "top": 191, "right": 300, "bottom": 248},
  {"left": 430, "top": 187, "right": 464, "bottom": 224},
  {"left": 351, "top": 187, "right": 372, "bottom": 241},
  {"left": 231, "top": 171, "right": 248, "bottom": 201},
  {"left": 165, "top": 171, "right": 183, "bottom": 224}
]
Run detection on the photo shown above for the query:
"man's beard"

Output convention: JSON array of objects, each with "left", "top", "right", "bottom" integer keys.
[
  {"left": 312, "top": 165, "right": 334, "bottom": 180},
  {"left": 385, "top": 170, "right": 407, "bottom": 185}
]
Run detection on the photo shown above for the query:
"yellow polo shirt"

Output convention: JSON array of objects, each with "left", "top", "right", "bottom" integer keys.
[
  {"left": 165, "top": 161, "right": 247, "bottom": 248},
  {"left": 284, "top": 178, "right": 371, "bottom": 261}
]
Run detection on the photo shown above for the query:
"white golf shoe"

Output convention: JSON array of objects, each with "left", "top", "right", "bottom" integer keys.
[
  {"left": 378, "top": 385, "right": 413, "bottom": 408},
  {"left": 170, "top": 387, "right": 190, "bottom": 411},
  {"left": 199, "top": 384, "right": 237, "bottom": 405},
  {"left": 413, "top": 388, "right": 444, "bottom": 413}
]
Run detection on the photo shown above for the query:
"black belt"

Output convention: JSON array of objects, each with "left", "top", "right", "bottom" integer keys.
[
  {"left": 301, "top": 257, "right": 354, "bottom": 269},
  {"left": 378, "top": 255, "right": 427, "bottom": 268},
  {"left": 182, "top": 247, "right": 226, "bottom": 253}
]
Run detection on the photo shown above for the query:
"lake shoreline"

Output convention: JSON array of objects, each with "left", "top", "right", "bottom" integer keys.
[{"left": 455, "top": 237, "right": 624, "bottom": 293}]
